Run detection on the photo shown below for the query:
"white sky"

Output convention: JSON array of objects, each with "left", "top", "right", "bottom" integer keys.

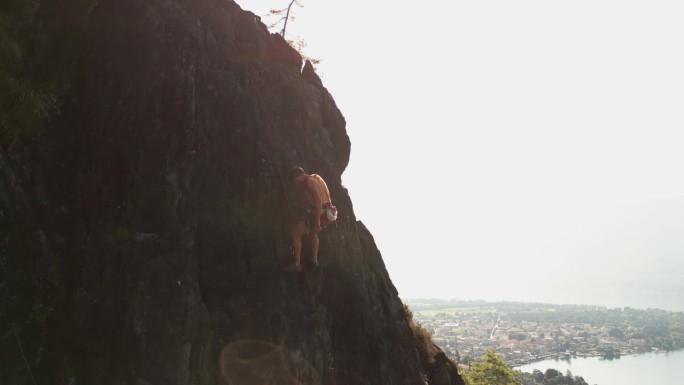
[{"left": 238, "top": 1, "right": 684, "bottom": 311}]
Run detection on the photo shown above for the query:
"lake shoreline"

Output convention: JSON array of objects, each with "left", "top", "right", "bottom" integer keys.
[
  {"left": 512, "top": 348, "right": 682, "bottom": 369},
  {"left": 513, "top": 349, "right": 684, "bottom": 385}
]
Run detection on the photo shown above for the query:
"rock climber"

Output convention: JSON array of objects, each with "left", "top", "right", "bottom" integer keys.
[{"left": 285, "top": 166, "right": 332, "bottom": 272}]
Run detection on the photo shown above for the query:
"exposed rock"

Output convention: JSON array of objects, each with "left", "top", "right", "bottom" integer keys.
[
  {"left": 0, "top": 1, "right": 464, "bottom": 384},
  {"left": 302, "top": 60, "right": 324, "bottom": 89},
  {"left": 427, "top": 347, "right": 467, "bottom": 385}
]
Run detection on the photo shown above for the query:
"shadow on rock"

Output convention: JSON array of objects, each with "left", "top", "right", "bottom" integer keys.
[{"left": 220, "top": 340, "right": 321, "bottom": 385}]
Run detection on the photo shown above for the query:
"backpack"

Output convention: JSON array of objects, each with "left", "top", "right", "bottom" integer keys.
[
  {"left": 323, "top": 202, "right": 338, "bottom": 223},
  {"left": 309, "top": 174, "right": 338, "bottom": 226}
]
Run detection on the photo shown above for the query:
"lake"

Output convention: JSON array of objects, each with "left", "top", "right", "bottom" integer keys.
[{"left": 515, "top": 349, "right": 684, "bottom": 385}]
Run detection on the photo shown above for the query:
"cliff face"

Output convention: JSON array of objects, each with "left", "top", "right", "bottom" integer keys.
[{"left": 0, "top": 1, "right": 463, "bottom": 384}]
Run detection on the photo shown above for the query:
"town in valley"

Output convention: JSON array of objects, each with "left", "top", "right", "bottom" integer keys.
[{"left": 407, "top": 299, "right": 684, "bottom": 366}]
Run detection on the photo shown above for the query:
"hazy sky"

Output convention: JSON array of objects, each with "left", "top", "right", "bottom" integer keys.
[{"left": 238, "top": 1, "right": 684, "bottom": 311}]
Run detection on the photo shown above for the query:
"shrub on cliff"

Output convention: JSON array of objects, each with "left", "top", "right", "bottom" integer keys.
[{"left": 404, "top": 303, "right": 437, "bottom": 367}]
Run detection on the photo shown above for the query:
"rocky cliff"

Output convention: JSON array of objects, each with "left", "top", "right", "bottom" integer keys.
[{"left": 0, "top": 1, "right": 464, "bottom": 384}]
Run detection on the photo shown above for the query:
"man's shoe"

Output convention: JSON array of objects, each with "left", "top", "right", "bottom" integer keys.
[{"left": 284, "top": 264, "right": 302, "bottom": 272}]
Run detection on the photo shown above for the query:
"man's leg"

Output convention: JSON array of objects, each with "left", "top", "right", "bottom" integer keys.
[
  {"left": 308, "top": 210, "right": 322, "bottom": 266},
  {"left": 310, "top": 230, "right": 319, "bottom": 265},
  {"left": 291, "top": 221, "right": 308, "bottom": 266}
]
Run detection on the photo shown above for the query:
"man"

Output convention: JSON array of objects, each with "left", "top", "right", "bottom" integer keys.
[{"left": 286, "top": 166, "right": 331, "bottom": 272}]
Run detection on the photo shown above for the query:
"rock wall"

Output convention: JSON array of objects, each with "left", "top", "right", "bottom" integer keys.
[{"left": 0, "top": 1, "right": 464, "bottom": 384}]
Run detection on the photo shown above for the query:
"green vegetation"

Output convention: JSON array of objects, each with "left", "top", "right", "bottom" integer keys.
[
  {"left": 0, "top": 0, "right": 55, "bottom": 148},
  {"left": 508, "top": 332, "right": 527, "bottom": 341},
  {"left": 462, "top": 350, "right": 522, "bottom": 385},
  {"left": 404, "top": 303, "right": 437, "bottom": 367},
  {"left": 462, "top": 351, "right": 589, "bottom": 385},
  {"left": 521, "top": 369, "right": 589, "bottom": 385}
]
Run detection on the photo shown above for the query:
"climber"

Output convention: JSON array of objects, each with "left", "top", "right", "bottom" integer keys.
[{"left": 285, "top": 166, "right": 333, "bottom": 272}]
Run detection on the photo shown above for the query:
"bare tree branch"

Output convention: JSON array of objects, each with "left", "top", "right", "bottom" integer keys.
[
  {"left": 280, "top": 0, "right": 297, "bottom": 38},
  {"left": 267, "top": 0, "right": 302, "bottom": 38}
]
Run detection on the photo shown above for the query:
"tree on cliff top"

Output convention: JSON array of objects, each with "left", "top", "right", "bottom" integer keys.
[
  {"left": 268, "top": 0, "right": 301, "bottom": 38},
  {"left": 263, "top": 0, "right": 320, "bottom": 68},
  {"left": 463, "top": 350, "right": 522, "bottom": 385}
]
